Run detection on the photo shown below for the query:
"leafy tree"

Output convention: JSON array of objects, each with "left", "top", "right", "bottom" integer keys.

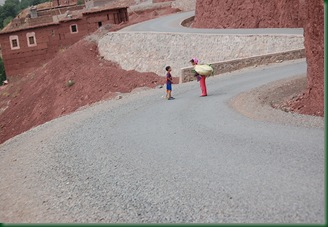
[
  {"left": 0, "top": 8, "right": 4, "bottom": 28},
  {"left": 0, "top": 57, "right": 7, "bottom": 84},
  {"left": 4, "top": 0, "right": 20, "bottom": 5},
  {"left": 0, "top": 2, "right": 18, "bottom": 29},
  {"left": 20, "top": 0, "right": 33, "bottom": 10},
  {"left": 3, "top": 15, "right": 12, "bottom": 27},
  {"left": 1, "top": 2, "right": 19, "bottom": 19},
  {"left": 0, "top": 0, "right": 51, "bottom": 29}
]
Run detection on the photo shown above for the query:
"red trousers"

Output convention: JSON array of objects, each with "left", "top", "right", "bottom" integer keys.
[{"left": 199, "top": 76, "right": 207, "bottom": 96}]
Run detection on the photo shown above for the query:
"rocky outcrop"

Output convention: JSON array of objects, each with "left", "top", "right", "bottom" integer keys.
[
  {"left": 288, "top": 0, "right": 324, "bottom": 116},
  {"left": 193, "top": 0, "right": 304, "bottom": 29}
]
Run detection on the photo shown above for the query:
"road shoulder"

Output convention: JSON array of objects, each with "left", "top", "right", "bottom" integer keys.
[{"left": 229, "top": 74, "right": 324, "bottom": 129}]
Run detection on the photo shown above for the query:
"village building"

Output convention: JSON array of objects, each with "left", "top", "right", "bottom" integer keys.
[{"left": 0, "top": 0, "right": 128, "bottom": 78}]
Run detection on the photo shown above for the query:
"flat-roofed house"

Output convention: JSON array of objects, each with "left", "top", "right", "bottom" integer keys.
[{"left": 0, "top": 0, "right": 128, "bottom": 77}]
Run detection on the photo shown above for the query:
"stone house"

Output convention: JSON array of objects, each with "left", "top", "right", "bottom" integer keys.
[{"left": 0, "top": 0, "right": 128, "bottom": 78}]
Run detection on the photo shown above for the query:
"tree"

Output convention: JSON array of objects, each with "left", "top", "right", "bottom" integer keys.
[
  {"left": 0, "top": 0, "right": 51, "bottom": 29},
  {"left": 0, "top": 2, "right": 18, "bottom": 29},
  {"left": 20, "top": 0, "right": 33, "bottom": 10},
  {"left": 0, "top": 57, "right": 7, "bottom": 84},
  {"left": 3, "top": 15, "right": 12, "bottom": 27},
  {"left": 2, "top": 0, "right": 20, "bottom": 15}
]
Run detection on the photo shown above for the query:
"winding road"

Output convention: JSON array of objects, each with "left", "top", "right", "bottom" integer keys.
[
  {"left": 0, "top": 12, "right": 324, "bottom": 224},
  {"left": 121, "top": 11, "right": 304, "bottom": 35}
]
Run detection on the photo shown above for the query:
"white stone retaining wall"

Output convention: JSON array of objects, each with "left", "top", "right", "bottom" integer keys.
[
  {"left": 128, "top": 1, "right": 172, "bottom": 13},
  {"left": 171, "top": 0, "right": 196, "bottom": 11},
  {"left": 98, "top": 32, "right": 304, "bottom": 78},
  {"left": 181, "top": 49, "right": 305, "bottom": 83},
  {"left": 128, "top": 0, "right": 196, "bottom": 12}
]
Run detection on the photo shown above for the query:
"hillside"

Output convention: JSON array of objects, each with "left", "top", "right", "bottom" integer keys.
[{"left": 0, "top": 7, "right": 180, "bottom": 144}]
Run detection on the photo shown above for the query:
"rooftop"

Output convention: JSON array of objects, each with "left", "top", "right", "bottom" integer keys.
[{"left": 0, "top": 1, "right": 128, "bottom": 34}]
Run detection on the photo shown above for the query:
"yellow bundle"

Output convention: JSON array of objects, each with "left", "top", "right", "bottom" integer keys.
[{"left": 194, "top": 64, "right": 214, "bottom": 76}]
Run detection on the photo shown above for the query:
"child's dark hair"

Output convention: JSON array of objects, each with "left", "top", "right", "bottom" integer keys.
[{"left": 165, "top": 66, "right": 171, "bottom": 71}]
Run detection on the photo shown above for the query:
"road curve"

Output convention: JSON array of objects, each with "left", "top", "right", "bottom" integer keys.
[
  {"left": 0, "top": 59, "right": 324, "bottom": 223},
  {"left": 121, "top": 11, "right": 304, "bottom": 35}
]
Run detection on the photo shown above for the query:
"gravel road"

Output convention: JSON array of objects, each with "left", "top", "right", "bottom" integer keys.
[{"left": 0, "top": 59, "right": 324, "bottom": 223}]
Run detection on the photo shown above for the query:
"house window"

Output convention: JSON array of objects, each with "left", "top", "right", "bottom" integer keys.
[
  {"left": 98, "top": 21, "right": 102, "bottom": 27},
  {"left": 70, "top": 24, "right": 78, "bottom": 33},
  {"left": 12, "top": 39, "right": 18, "bottom": 47},
  {"left": 9, "top": 35, "right": 20, "bottom": 50},
  {"left": 26, "top": 32, "right": 37, "bottom": 47},
  {"left": 29, "top": 36, "right": 35, "bottom": 44}
]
